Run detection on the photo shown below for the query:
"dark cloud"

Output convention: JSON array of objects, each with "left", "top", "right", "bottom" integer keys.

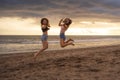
[{"left": 0, "top": 0, "right": 120, "bottom": 22}]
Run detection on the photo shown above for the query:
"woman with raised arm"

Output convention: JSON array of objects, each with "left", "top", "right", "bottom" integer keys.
[{"left": 59, "top": 18, "right": 75, "bottom": 48}]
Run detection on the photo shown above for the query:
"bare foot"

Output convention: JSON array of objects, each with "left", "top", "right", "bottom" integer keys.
[
  {"left": 71, "top": 43, "right": 75, "bottom": 46},
  {"left": 33, "top": 53, "right": 37, "bottom": 61},
  {"left": 69, "top": 42, "right": 75, "bottom": 46},
  {"left": 69, "top": 38, "right": 74, "bottom": 42}
]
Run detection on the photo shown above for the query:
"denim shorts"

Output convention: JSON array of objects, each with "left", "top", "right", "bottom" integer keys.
[
  {"left": 41, "top": 34, "right": 48, "bottom": 41},
  {"left": 60, "top": 33, "right": 66, "bottom": 40}
]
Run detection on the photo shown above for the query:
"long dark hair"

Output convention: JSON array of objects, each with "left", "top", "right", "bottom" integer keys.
[
  {"left": 63, "top": 18, "right": 72, "bottom": 25},
  {"left": 41, "top": 18, "right": 50, "bottom": 27}
]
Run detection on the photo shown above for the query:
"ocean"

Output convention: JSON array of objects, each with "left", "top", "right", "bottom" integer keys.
[{"left": 0, "top": 35, "right": 120, "bottom": 54}]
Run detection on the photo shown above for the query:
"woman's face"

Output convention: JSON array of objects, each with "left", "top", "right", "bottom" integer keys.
[{"left": 42, "top": 19, "right": 48, "bottom": 25}]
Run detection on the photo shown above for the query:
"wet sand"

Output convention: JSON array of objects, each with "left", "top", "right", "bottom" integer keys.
[{"left": 0, "top": 45, "right": 120, "bottom": 80}]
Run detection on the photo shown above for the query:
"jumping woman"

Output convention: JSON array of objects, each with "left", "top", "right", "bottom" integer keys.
[
  {"left": 59, "top": 18, "right": 75, "bottom": 48},
  {"left": 34, "top": 18, "right": 50, "bottom": 59}
]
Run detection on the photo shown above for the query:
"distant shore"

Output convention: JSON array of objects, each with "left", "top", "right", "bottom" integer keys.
[{"left": 0, "top": 45, "right": 120, "bottom": 80}]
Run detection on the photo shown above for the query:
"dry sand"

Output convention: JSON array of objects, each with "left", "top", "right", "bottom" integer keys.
[{"left": 0, "top": 45, "right": 120, "bottom": 80}]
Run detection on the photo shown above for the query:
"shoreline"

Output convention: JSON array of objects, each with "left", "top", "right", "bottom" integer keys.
[
  {"left": 1, "top": 41, "right": 120, "bottom": 55},
  {"left": 0, "top": 44, "right": 120, "bottom": 56}
]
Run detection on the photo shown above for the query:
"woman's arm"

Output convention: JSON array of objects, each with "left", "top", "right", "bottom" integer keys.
[
  {"left": 41, "top": 25, "right": 46, "bottom": 28},
  {"left": 47, "top": 24, "right": 50, "bottom": 27},
  {"left": 59, "top": 18, "right": 65, "bottom": 26},
  {"left": 64, "top": 24, "right": 69, "bottom": 29}
]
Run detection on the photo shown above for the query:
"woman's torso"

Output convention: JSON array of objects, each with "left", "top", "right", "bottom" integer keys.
[
  {"left": 60, "top": 25, "right": 68, "bottom": 33},
  {"left": 41, "top": 25, "right": 49, "bottom": 35}
]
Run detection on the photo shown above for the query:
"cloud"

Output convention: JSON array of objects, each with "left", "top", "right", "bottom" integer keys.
[{"left": 0, "top": 0, "right": 120, "bottom": 22}]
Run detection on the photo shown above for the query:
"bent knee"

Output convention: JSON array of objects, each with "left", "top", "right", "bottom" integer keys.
[{"left": 60, "top": 44, "right": 65, "bottom": 48}]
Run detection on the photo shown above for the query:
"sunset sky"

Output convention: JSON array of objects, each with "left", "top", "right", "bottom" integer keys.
[{"left": 0, "top": 0, "right": 120, "bottom": 35}]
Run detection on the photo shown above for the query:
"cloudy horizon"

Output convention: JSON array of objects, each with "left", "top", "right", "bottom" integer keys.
[{"left": 0, "top": 0, "right": 120, "bottom": 35}]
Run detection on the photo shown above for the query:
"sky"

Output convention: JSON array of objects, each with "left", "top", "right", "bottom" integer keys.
[{"left": 0, "top": 0, "right": 120, "bottom": 35}]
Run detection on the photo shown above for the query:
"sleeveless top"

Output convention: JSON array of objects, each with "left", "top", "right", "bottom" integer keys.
[{"left": 41, "top": 26, "right": 49, "bottom": 32}]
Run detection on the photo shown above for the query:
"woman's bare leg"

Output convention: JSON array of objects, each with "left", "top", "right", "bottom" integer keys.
[
  {"left": 34, "top": 41, "right": 48, "bottom": 59},
  {"left": 60, "top": 39, "right": 74, "bottom": 48},
  {"left": 65, "top": 38, "right": 74, "bottom": 43}
]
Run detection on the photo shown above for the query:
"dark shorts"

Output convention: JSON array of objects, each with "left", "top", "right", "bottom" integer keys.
[
  {"left": 60, "top": 33, "right": 66, "bottom": 40},
  {"left": 41, "top": 34, "right": 48, "bottom": 41}
]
